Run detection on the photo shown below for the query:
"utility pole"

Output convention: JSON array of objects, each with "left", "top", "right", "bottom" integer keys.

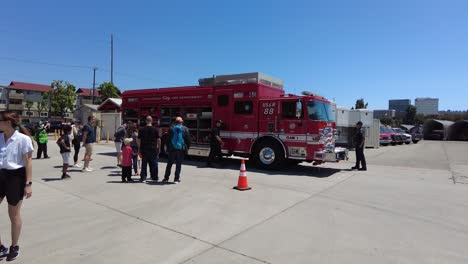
[
  {"left": 111, "top": 34, "right": 114, "bottom": 84},
  {"left": 92, "top": 67, "right": 97, "bottom": 104}
]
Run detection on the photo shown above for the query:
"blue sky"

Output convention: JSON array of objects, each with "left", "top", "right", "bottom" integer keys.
[{"left": 1, "top": 0, "right": 467, "bottom": 111}]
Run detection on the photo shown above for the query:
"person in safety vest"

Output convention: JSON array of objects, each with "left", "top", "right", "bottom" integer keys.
[{"left": 34, "top": 121, "right": 50, "bottom": 159}]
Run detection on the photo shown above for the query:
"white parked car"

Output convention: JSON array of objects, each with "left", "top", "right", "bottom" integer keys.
[{"left": 393, "top": 128, "right": 412, "bottom": 144}]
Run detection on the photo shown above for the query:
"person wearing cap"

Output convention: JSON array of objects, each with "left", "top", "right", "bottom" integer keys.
[
  {"left": 206, "top": 120, "right": 224, "bottom": 167},
  {"left": 137, "top": 116, "right": 160, "bottom": 182},
  {"left": 33, "top": 121, "right": 49, "bottom": 159},
  {"left": 163, "top": 116, "right": 191, "bottom": 184},
  {"left": 121, "top": 137, "right": 135, "bottom": 182},
  {"left": 351, "top": 121, "right": 367, "bottom": 171}
]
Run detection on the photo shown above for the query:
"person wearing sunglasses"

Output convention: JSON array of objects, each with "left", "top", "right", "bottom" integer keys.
[{"left": 0, "top": 111, "right": 34, "bottom": 261}]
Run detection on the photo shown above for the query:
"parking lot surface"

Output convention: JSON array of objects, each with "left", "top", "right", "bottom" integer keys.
[{"left": 0, "top": 140, "right": 467, "bottom": 263}]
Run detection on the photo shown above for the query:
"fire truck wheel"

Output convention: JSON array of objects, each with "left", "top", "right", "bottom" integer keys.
[{"left": 253, "top": 140, "right": 285, "bottom": 170}]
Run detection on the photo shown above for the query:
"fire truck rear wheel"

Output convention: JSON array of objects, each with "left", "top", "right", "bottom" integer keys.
[{"left": 253, "top": 141, "right": 285, "bottom": 170}]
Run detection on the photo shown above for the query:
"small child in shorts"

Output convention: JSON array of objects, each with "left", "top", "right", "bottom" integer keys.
[
  {"left": 121, "top": 137, "right": 135, "bottom": 182},
  {"left": 57, "top": 125, "right": 73, "bottom": 180}
]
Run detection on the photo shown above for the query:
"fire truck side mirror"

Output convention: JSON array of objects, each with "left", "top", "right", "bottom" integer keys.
[{"left": 295, "top": 101, "right": 302, "bottom": 119}]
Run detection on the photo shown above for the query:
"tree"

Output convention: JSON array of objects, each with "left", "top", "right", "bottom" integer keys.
[
  {"left": 25, "top": 99, "right": 34, "bottom": 118},
  {"left": 380, "top": 116, "right": 393, "bottom": 126},
  {"left": 414, "top": 114, "right": 425, "bottom": 125},
  {"left": 44, "top": 80, "right": 77, "bottom": 118},
  {"left": 355, "top": 98, "right": 368, "bottom": 109},
  {"left": 36, "top": 101, "right": 48, "bottom": 119},
  {"left": 403, "top": 105, "right": 417, "bottom": 124},
  {"left": 98, "top": 82, "right": 121, "bottom": 102}
]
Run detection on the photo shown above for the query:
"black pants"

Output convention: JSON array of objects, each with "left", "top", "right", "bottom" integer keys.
[
  {"left": 207, "top": 144, "right": 222, "bottom": 165},
  {"left": 73, "top": 141, "right": 81, "bottom": 163},
  {"left": 164, "top": 150, "right": 185, "bottom": 181},
  {"left": 122, "top": 166, "right": 132, "bottom": 181},
  {"left": 355, "top": 146, "right": 366, "bottom": 169},
  {"left": 37, "top": 142, "right": 48, "bottom": 158}
]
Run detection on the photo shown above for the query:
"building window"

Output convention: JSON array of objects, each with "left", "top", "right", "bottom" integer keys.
[
  {"left": 25, "top": 111, "right": 34, "bottom": 116},
  {"left": 234, "top": 101, "right": 253, "bottom": 115},
  {"left": 217, "top": 95, "right": 229, "bottom": 106},
  {"left": 9, "top": 99, "right": 22, "bottom": 104},
  {"left": 40, "top": 112, "right": 48, "bottom": 117}
]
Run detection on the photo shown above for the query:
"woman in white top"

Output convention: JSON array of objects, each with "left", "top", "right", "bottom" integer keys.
[{"left": 0, "top": 111, "right": 34, "bottom": 261}]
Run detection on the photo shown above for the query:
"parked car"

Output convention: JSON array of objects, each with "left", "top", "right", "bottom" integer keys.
[
  {"left": 381, "top": 126, "right": 402, "bottom": 145},
  {"left": 47, "top": 120, "right": 63, "bottom": 133},
  {"left": 408, "top": 126, "right": 423, "bottom": 143},
  {"left": 379, "top": 126, "right": 392, "bottom": 146},
  {"left": 393, "top": 128, "right": 412, "bottom": 144},
  {"left": 20, "top": 121, "right": 35, "bottom": 134}
]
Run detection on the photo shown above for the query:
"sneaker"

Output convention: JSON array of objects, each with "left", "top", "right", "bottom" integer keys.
[
  {"left": 174, "top": 179, "right": 181, "bottom": 184},
  {"left": 162, "top": 178, "right": 169, "bottom": 183},
  {"left": 127, "top": 178, "right": 134, "bottom": 182},
  {"left": 73, "top": 163, "right": 82, "bottom": 168},
  {"left": 82, "top": 167, "right": 93, "bottom": 172},
  {"left": 6, "top": 245, "right": 19, "bottom": 261},
  {"left": 0, "top": 245, "right": 8, "bottom": 257},
  {"left": 351, "top": 166, "right": 358, "bottom": 170},
  {"left": 61, "top": 174, "right": 72, "bottom": 180}
]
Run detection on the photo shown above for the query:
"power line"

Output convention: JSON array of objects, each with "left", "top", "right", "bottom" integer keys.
[{"left": 0, "top": 55, "right": 189, "bottom": 87}]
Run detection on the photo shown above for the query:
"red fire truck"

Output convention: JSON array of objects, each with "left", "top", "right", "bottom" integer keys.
[{"left": 121, "top": 72, "right": 347, "bottom": 170}]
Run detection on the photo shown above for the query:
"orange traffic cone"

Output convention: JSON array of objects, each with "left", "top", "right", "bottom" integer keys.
[{"left": 233, "top": 159, "right": 251, "bottom": 191}]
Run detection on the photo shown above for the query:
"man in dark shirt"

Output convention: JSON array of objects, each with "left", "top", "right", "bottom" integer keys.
[
  {"left": 137, "top": 116, "right": 160, "bottom": 182},
  {"left": 351, "top": 121, "right": 367, "bottom": 171},
  {"left": 81, "top": 116, "right": 96, "bottom": 172},
  {"left": 206, "top": 120, "right": 224, "bottom": 167}
]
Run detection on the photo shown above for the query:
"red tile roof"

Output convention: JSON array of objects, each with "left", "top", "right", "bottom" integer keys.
[
  {"left": 6, "top": 81, "right": 52, "bottom": 92},
  {"left": 76, "top": 88, "right": 100, "bottom": 97}
]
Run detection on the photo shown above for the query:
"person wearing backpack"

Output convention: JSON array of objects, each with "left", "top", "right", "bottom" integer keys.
[{"left": 163, "top": 116, "right": 191, "bottom": 184}]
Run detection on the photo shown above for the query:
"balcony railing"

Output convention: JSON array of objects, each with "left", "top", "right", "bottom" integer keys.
[
  {"left": 8, "top": 104, "right": 24, "bottom": 110},
  {"left": 9, "top": 93, "right": 25, "bottom": 100}
]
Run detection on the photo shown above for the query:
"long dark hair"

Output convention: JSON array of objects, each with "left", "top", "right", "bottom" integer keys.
[{"left": 0, "top": 111, "right": 31, "bottom": 136}]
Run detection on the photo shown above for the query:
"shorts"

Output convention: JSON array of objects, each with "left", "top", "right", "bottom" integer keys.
[
  {"left": 85, "top": 143, "right": 94, "bottom": 156},
  {"left": 115, "top": 142, "right": 122, "bottom": 153},
  {"left": 0, "top": 168, "right": 26, "bottom": 206},
  {"left": 61, "top": 152, "right": 73, "bottom": 164}
]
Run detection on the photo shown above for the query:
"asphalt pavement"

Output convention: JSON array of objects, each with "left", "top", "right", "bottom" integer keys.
[{"left": 0, "top": 139, "right": 467, "bottom": 263}]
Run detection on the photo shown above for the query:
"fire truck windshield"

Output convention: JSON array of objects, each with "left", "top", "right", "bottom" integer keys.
[{"left": 307, "top": 101, "right": 335, "bottom": 122}]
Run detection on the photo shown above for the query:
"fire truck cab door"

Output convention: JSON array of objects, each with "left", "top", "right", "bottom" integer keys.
[{"left": 278, "top": 100, "right": 306, "bottom": 141}]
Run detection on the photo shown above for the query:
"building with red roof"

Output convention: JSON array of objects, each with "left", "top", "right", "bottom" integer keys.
[{"left": 3, "top": 81, "right": 53, "bottom": 121}]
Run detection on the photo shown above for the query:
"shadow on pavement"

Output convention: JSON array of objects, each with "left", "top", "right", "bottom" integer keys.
[
  {"left": 97, "top": 152, "right": 117, "bottom": 157},
  {"left": 42, "top": 178, "right": 64, "bottom": 182},
  {"left": 106, "top": 180, "right": 140, "bottom": 184},
  {"left": 107, "top": 170, "right": 121, "bottom": 177},
  {"left": 101, "top": 166, "right": 118, "bottom": 169},
  {"left": 159, "top": 156, "right": 341, "bottom": 178}
]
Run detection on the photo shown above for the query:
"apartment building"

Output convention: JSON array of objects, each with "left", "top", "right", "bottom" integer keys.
[{"left": 5, "top": 81, "right": 52, "bottom": 122}]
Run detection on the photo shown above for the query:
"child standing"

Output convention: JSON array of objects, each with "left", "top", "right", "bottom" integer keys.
[
  {"left": 57, "top": 125, "right": 72, "bottom": 180},
  {"left": 121, "top": 138, "right": 134, "bottom": 182}
]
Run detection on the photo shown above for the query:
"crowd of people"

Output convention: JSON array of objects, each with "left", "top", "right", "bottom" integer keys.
[{"left": 0, "top": 112, "right": 223, "bottom": 261}]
